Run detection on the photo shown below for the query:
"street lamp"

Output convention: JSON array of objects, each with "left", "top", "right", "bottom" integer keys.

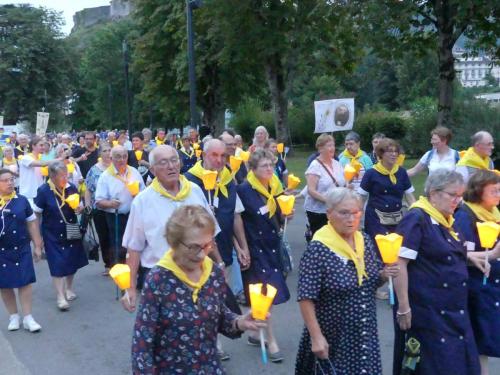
[
  {"left": 186, "top": 0, "right": 202, "bottom": 130},
  {"left": 122, "top": 39, "right": 132, "bottom": 135}
]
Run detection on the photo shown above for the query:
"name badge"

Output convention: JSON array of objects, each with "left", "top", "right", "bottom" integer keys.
[
  {"left": 213, "top": 196, "right": 219, "bottom": 208},
  {"left": 259, "top": 205, "right": 269, "bottom": 215}
]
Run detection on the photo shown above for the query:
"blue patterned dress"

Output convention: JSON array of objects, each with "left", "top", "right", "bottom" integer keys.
[
  {"left": 131, "top": 265, "right": 242, "bottom": 374},
  {"left": 295, "top": 234, "right": 383, "bottom": 375}
]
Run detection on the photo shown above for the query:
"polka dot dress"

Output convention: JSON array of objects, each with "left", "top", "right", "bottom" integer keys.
[{"left": 295, "top": 235, "right": 383, "bottom": 375}]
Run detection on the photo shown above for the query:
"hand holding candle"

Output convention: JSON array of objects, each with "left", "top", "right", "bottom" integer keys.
[
  {"left": 344, "top": 164, "right": 357, "bottom": 183},
  {"left": 476, "top": 221, "right": 500, "bottom": 285},
  {"left": 65, "top": 193, "right": 80, "bottom": 210},
  {"left": 109, "top": 264, "right": 131, "bottom": 305},
  {"left": 375, "top": 233, "right": 403, "bottom": 305},
  {"left": 249, "top": 283, "right": 277, "bottom": 364},
  {"left": 277, "top": 195, "right": 295, "bottom": 237}
]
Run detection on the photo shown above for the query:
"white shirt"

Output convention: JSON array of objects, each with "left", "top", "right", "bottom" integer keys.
[
  {"left": 304, "top": 158, "right": 345, "bottom": 214},
  {"left": 419, "top": 148, "right": 458, "bottom": 175},
  {"left": 95, "top": 165, "right": 145, "bottom": 214},
  {"left": 19, "top": 155, "right": 44, "bottom": 199},
  {"left": 122, "top": 181, "right": 220, "bottom": 268}
]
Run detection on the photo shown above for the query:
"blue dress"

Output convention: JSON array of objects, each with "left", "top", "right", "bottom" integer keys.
[
  {"left": 454, "top": 205, "right": 500, "bottom": 357},
  {"left": 34, "top": 183, "right": 88, "bottom": 277},
  {"left": 394, "top": 208, "right": 480, "bottom": 375},
  {"left": 295, "top": 235, "right": 383, "bottom": 375},
  {"left": 274, "top": 157, "right": 287, "bottom": 186},
  {"left": 237, "top": 181, "right": 290, "bottom": 305},
  {"left": 360, "top": 167, "right": 413, "bottom": 240},
  {"left": 0, "top": 195, "right": 36, "bottom": 288}
]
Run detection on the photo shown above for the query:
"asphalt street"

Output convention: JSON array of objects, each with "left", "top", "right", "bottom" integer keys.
[{"left": 0, "top": 203, "right": 499, "bottom": 374}]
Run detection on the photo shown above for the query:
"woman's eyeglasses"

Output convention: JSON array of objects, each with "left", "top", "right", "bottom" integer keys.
[{"left": 179, "top": 240, "right": 214, "bottom": 253}]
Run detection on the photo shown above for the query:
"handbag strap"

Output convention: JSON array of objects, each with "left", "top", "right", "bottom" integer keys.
[
  {"left": 314, "top": 358, "right": 337, "bottom": 375},
  {"left": 315, "top": 158, "right": 339, "bottom": 187},
  {"left": 54, "top": 193, "right": 71, "bottom": 225}
]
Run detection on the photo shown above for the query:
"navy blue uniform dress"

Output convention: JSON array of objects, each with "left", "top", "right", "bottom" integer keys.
[
  {"left": 0, "top": 195, "right": 36, "bottom": 288},
  {"left": 394, "top": 208, "right": 480, "bottom": 375},
  {"left": 295, "top": 235, "right": 383, "bottom": 375},
  {"left": 34, "top": 183, "right": 88, "bottom": 277},
  {"left": 179, "top": 149, "right": 197, "bottom": 174},
  {"left": 274, "top": 157, "right": 287, "bottom": 186},
  {"left": 237, "top": 181, "right": 290, "bottom": 305},
  {"left": 234, "top": 163, "right": 247, "bottom": 185},
  {"left": 454, "top": 205, "right": 500, "bottom": 357},
  {"left": 360, "top": 167, "right": 413, "bottom": 240}
]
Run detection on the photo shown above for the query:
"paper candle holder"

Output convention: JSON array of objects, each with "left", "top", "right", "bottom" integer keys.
[
  {"left": 476, "top": 221, "right": 500, "bottom": 249},
  {"left": 239, "top": 151, "right": 250, "bottom": 162},
  {"left": 135, "top": 151, "right": 143, "bottom": 161},
  {"left": 67, "top": 163, "right": 75, "bottom": 174},
  {"left": 192, "top": 143, "right": 200, "bottom": 150},
  {"left": 201, "top": 170, "right": 218, "bottom": 191},
  {"left": 65, "top": 193, "right": 80, "bottom": 210},
  {"left": 287, "top": 174, "right": 301, "bottom": 190},
  {"left": 459, "top": 150, "right": 466, "bottom": 159},
  {"left": 344, "top": 164, "right": 357, "bottom": 182},
  {"left": 277, "top": 195, "right": 295, "bottom": 216},
  {"left": 276, "top": 143, "right": 284, "bottom": 154},
  {"left": 229, "top": 156, "right": 243, "bottom": 172},
  {"left": 195, "top": 149, "right": 202, "bottom": 158},
  {"left": 109, "top": 264, "right": 131, "bottom": 290},
  {"left": 249, "top": 283, "right": 277, "bottom": 321},
  {"left": 127, "top": 181, "right": 140, "bottom": 196},
  {"left": 40, "top": 166, "right": 49, "bottom": 176},
  {"left": 351, "top": 159, "right": 362, "bottom": 173},
  {"left": 396, "top": 154, "right": 405, "bottom": 167},
  {"left": 375, "top": 233, "right": 403, "bottom": 264}
]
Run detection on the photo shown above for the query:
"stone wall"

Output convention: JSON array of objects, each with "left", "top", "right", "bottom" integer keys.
[{"left": 72, "top": 0, "right": 133, "bottom": 33}]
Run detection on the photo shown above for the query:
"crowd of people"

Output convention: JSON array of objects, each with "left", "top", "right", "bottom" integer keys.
[{"left": 0, "top": 124, "right": 498, "bottom": 375}]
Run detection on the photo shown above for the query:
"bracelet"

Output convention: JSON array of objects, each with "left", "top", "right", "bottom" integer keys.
[{"left": 396, "top": 309, "right": 411, "bottom": 316}]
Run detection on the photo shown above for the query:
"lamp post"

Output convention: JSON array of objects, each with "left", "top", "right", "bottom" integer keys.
[
  {"left": 186, "top": 0, "right": 202, "bottom": 130},
  {"left": 122, "top": 40, "right": 132, "bottom": 135}
]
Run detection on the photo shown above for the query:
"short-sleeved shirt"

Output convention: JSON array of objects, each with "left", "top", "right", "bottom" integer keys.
[
  {"left": 419, "top": 148, "right": 459, "bottom": 175},
  {"left": 72, "top": 147, "right": 99, "bottom": 178},
  {"left": 18, "top": 155, "right": 44, "bottom": 199},
  {"left": 304, "top": 159, "right": 345, "bottom": 214}
]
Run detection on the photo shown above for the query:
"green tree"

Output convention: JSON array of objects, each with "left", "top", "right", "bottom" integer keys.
[{"left": 0, "top": 4, "right": 75, "bottom": 129}]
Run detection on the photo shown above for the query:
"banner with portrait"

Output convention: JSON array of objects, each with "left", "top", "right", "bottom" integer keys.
[{"left": 314, "top": 98, "right": 354, "bottom": 133}]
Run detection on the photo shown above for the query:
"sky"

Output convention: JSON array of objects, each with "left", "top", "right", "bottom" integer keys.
[{"left": 0, "top": 1, "right": 110, "bottom": 34}]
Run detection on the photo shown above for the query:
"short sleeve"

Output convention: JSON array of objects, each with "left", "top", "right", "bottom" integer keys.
[
  {"left": 33, "top": 186, "right": 47, "bottom": 213},
  {"left": 395, "top": 209, "right": 423, "bottom": 260},
  {"left": 419, "top": 151, "right": 432, "bottom": 166},
  {"left": 122, "top": 198, "right": 146, "bottom": 252},
  {"left": 297, "top": 241, "right": 325, "bottom": 302},
  {"left": 234, "top": 194, "right": 244, "bottom": 214},
  {"left": 305, "top": 160, "right": 322, "bottom": 177},
  {"left": 399, "top": 169, "right": 413, "bottom": 192},
  {"left": 20, "top": 156, "right": 34, "bottom": 168},
  {"left": 359, "top": 169, "right": 372, "bottom": 195},
  {"left": 94, "top": 174, "right": 109, "bottom": 203},
  {"left": 23, "top": 197, "right": 34, "bottom": 220}
]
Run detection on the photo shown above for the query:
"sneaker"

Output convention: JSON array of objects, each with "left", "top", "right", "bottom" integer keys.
[
  {"left": 57, "top": 298, "right": 70, "bottom": 311},
  {"left": 66, "top": 290, "right": 77, "bottom": 301},
  {"left": 8, "top": 314, "right": 20, "bottom": 331},
  {"left": 22, "top": 316, "right": 41, "bottom": 333},
  {"left": 218, "top": 349, "right": 230, "bottom": 361}
]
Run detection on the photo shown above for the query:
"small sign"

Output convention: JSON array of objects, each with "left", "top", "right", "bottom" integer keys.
[
  {"left": 314, "top": 98, "right": 354, "bottom": 133},
  {"left": 36, "top": 112, "right": 50, "bottom": 135}
]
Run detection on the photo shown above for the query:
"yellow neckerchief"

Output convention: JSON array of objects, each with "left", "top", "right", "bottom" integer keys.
[
  {"left": 342, "top": 149, "right": 363, "bottom": 161},
  {"left": 16, "top": 145, "right": 28, "bottom": 154},
  {"left": 373, "top": 162, "right": 399, "bottom": 185},
  {"left": 411, "top": 196, "right": 459, "bottom": 240},
  {"left": 48, "top": 179, "right": 66, "bottom": 208},
  {"left": 155, "top": 136, "right": 165, "bottom": 145},
  {"left": 2, "top": 157, "right": 16, "bottom": 166},
  {"left": 246, "top": 170, "right": 283, "bottom": 217},
  {"left": 106, "top": 165, "right": 131, "bottom": 185},
  {"left": 157, "top": 249, "right": 213, "bottom": 303},
  {"left": 457, "top": 147, "right": 492, "bottom": 170},
  {"left": 150, "top": 175, "right": 192, "bottom": 201},
  {"left": 313, "top": 223, "right": 367, "bottom": 286},
  {"left": 464, "top": 201, "right": 500, "bottom": 223},
  {"left": 188, "top": 161, "right": 233, "bottom": 198},
  {"left": 0, "top": 192, "right": 16, "bottom": 208},
  {"left": 180, "top": 147, "right": 194, "bottom": 158}
]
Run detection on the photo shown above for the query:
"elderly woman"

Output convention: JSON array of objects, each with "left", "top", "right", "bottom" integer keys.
[
  {"left": 33, "top": 161, "right": 88, "bottom": 311},
  {"left": 295, "top": 188, "right": 399, "bottom": 374},
  {"left": 132, "top": 205, "right": 264, "bottom": 374},
  {"left": 339, "top": 131, "right": 373, "bottom": 191},
  {"left": 407, "top": 126, "right": 460, "bottom": 177},
  {"left": 393, "top": 169, "right": 482, "bottom": 375},
  {"left": 304, "top": 134, "right": 346, "bottom": 235},
  {"left": 55, "top": 144, "right": 83, "bottom": 187},
  {"left": 360, "top": 138, "right": 415, "bottom": 241},
  {"left": 84, "top": 144, "right": 113, "bottom": 275},
  {"left": 264, "top": 138, "right": 288, "bottom": 186},
  {"left": 248, "top": 125, "right": 269, "bottom": 153},
  {"left": 0, "top": 169, "right": 44, "bottom": 332},
  {"left": 454, "top": 170, "right": 500, "bottom": 375}
]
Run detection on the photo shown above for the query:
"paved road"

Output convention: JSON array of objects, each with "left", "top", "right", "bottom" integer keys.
[{"left": 1, "top": 204, "right": 499, "bottom": 374}]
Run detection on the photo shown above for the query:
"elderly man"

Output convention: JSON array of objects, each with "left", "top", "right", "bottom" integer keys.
[
  {"left": 14, "top": 134, "right": 31, "bottom": 159},
  {"left": 220, "top": 132, "right": 248, "bottom": 184},
  {"left": 121, "top": 145, "right": 222, "bottom": 312},
  {"left": 95, "top": 146, "right": 145, "bottom": 266},
  {"left": 456, "top": 131, "right": 495, "bottom": 183}
]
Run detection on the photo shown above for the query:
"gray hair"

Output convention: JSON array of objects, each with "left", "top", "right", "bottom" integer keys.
[
  {"left": 111, "top": 145, "right": 127, "bottom": 159},
  {"left": 55, "top": 143, "right": 68, "bottom": 155},
  {"left": 325, "top": 187, "right": 363, "bottom": 210},
  {"left": 345, "top": 131, "right": 361, "bottom": 143},
  {"left": 48, "top": 160, "right": 67, "bottom": 178},
  {"left": 149, "top": 144, "right": 177, "bottom": 166},
  {"left": 142, "top": 128, "right": 152, "bottom": 137},
  {"left": 18, "top": 134, "right": 29, "bottom": 141},
  {"left": 203, "top": 138, "right": 225, "bottom": 152},
  {"left": 471, "top": 131, "right": 492, "bottom": 146},
  {"left": 2, "top": 145, "right": 13, "bottom": 153},
  {"left": 424, "top": 169, "right": 464, "bottom": 197}
]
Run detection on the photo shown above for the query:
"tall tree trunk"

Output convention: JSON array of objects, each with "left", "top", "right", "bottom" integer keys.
[
  {"left": 201, "top": 65, "right": 225, "bottom": 135},
  {"left": 265, "top": 54, "right": 291, "bottom": 144}
]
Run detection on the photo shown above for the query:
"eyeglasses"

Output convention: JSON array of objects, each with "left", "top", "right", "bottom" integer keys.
[
  {"left": 0, "top": 178, "right": 15, "bottom": 183},
  {"left": 257, "top": 163, "right": 275, "bottom": 169},
  {"left": 439, "top": 190, "right": 463, "bottom": 202},
  {"left": 156, "top": 157, "right": 180, "bottom": 167},
  {"left": 384, "top": 150, "right": 399, "bottom": 154},
  {"left": 332, "top": 210, "right": 362, "bottom": 219},
  {"left": 179, "top": 240, "right": 214, "bottom": 253},
  {"left": 112, "top": 154, "right": 128, "bottom": 160}
]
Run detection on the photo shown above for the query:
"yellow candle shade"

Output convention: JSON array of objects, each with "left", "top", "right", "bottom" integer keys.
[
  {"left": 375, "top": 233, "right": 403, "bottom": 264},
  {"left": 40, "top": 166, "right": 48, "bottom": 176},
  {"left": 344, "top": 164, "right": 357, "bottom": 182},
  {"left": 98, "top": 157, "right": 102, "bottom": 163},
  {"left": 65, "top": 193, "right": 80, "bottom": 210},
  {"left": 351, "top": 159, "right": 362, "bottom": 173},
  {"left": 276, "top": 143, "right": 284, "bottom": 154},
  {"left": 195, "top": 149, "right": 202, "bottom": 158},
  {"left": 201, "top": 170, "right": 218, "bottom": 191},
  {"left": 239, "top": 151, "right": 250, "bottom": 162},
  {"left": 134, "top": 150, "right": 143, "bottom": 161},
  {"left": 249, "top": 283, "right": 277, "bottom": 321},
  {"left": 476, "top": 221, "right": 500, "bottom": 249},
  {"left": 277, "top": 195, "right": 295, "bottom": 216},
  {"left": 459, "top": 150, "right": 466, "bottom": 159},
  {"left": 17, "top": 155, "right": 24, "bottom": 160},
  {"left": 112, "top": 140, "right": 118, "bottom": 147},
  {"left": 67, "top": 163, "right": 75, "bottom": 174},
  {"left": 192, "top": 142, "right": 200, "bottom": 150},
  {"left": 109, "top": 264, "right": 131, "bottom": 290},
  {"left": 494, "top": 169, "right": 500, "bottom": 176},
  {"left": 396, "top": 154, "right": 405, "bottom": 167},
  {"left": 287, "top": 174, "right": 301, "bottom": 190},
  {"left": 127, "top": 180, "right": 140, "bottom": 196},
  {"left": 6, "top": 138, "right": 10, "bottom": 143},
  {"left": 229, "top": 156, "right": 242, "bottom": 172}
]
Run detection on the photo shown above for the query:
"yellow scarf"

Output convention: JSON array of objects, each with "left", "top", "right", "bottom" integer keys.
[
  {"left": 0, "top": 192, "right": 16, "bottom": 208},
  {"left": 411, "top": 196, "right": 458, "bottom": 241},
  {"left": 180, "top": 147, "right": 194, "bottom": 158},
  {"left": 2, "top": 158, "right": 16, "bottom": 166},
  {"left": 48, "top": 180, "right": 66, "bottom": 208},
  {"left": 373, "top": 162, "right": 399, "bottom": 185},
  {"left": 464, "top": 201, "right": 500, "bottom": 223},
  {"left": 313, "top": 223, "right": 367, "bottom": 286},
  {"left": 457, "top": 147, "right": 492, "bottom": 170},
  {"left": 150, "top": 175, "right": 192, "bottom": 201},
  {"left": 106, "top": 165, "right": 132, "bottom": 185},
  {"left": 157, "top": 250, "right": 213, "bottom": 303},
  {"left": 188, "top": 161, "right": 233, "bottom": 198},
  {"left": 246, "top": 170, "right": 284, "bottom": 218},
  {"left": 342, "top": 149, "right": 363, "bottom": 161},
  {"left": 155, "top": 137, "right": 165, "bottom": 145}
]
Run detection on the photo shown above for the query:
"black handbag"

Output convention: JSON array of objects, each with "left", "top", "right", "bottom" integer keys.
[{"left": 81, "top": 214, "right": 99, "bottom": 262}]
